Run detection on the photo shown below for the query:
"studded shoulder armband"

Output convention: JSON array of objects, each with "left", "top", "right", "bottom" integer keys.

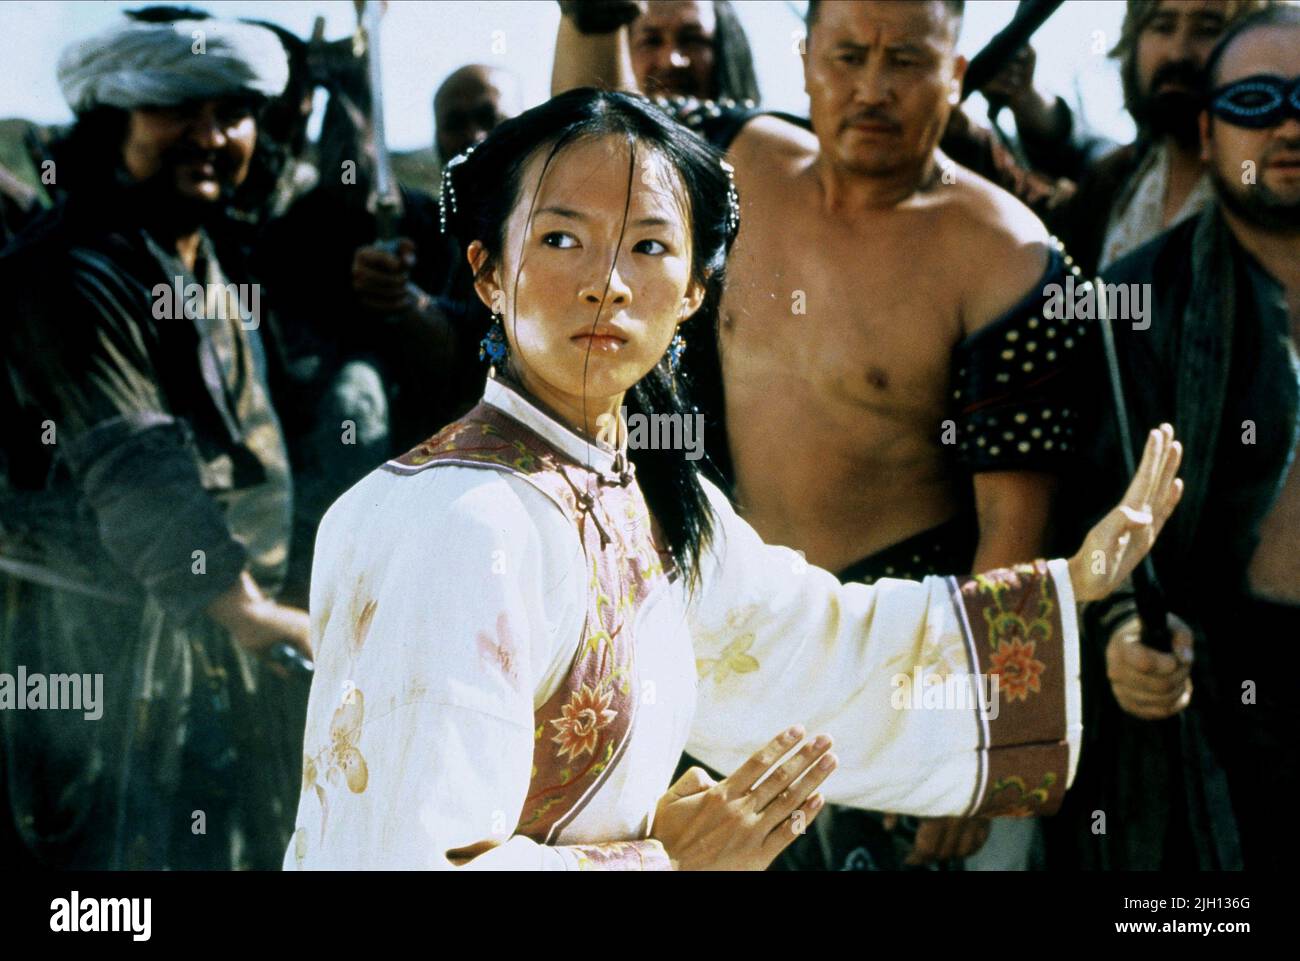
[{"left": 951, "top": 241, "right": 1094, "bottom": 474}]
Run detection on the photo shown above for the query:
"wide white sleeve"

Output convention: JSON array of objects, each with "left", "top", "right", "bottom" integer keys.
[
  {"left": 284, "top": 468, "right": 669, "bottom": 870},
  {"left": 685, "top": 479, "right": 1081, "bottom": 820}
]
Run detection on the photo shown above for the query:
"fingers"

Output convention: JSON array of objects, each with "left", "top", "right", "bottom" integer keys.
[
  {"left": 1116, "top": 679, "right": 1193, "bottom": 720},
  {"left": 1152, "top": 458, "right": 1184, "bottom": 537},
  {"left": 355, "top": 239, "right": 416, "bottom": 269},
  {"left": 352, "top": 244, "right": 414, "bottom": 309},
  {"left": 274, "top": 605, "right": 313, "bottom": 659},
  {"left": 1106, "top": 616, "right": 1193, "bottom": 718},
  {"left": 1147, "top": 424, "right": 1177, "bottom": 510},
  {"left": 1121, "top": 425, "right": 1171, "bottom": 516},
  {"left": 757, "top": 748, "right": 838, "bottom": 831},
  {"left": 1170, "top": 620, "right": 1195, "bottom": 666},
  {"left": 353, "top": 262, "right": 410, "bottom": 293},
  {"left": 1143, "top": 425, "right": 1174, "bottom": 511},
  {"left": 665, "top": 765, "right": 716, "bottom": 800},
  {"left": 353, "top": 247, "right": 409, "bottom": 275},
  {"left": 762, "top": 793, "right": 826, "bottom": 860},
  {"left": 749, "top": 734, "right": 833, "bottom": 810},
  {"left": 1116, "top": 629, "right": 1183, "bottom": 676},
  {"left": 1108, "top": 645, "right": 1187, "bottom": 695},
  {"left": 353, "top": 263, "right": 408, "bottom": 290},
  {"left": 906, "top": 817, "right": 953, "bottom": 865},
  {"left": 954, "top": 818, "right": 993, "bottom": 860},
  {"left": 722, "top": 725, "right": 804, "bottom": 799},
  {"left": 1120, "top": 428, "right": 1160, "bottom": 511}
]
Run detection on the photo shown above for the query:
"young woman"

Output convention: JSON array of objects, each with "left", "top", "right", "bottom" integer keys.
[{"left": 285, "top": 89, "right": 1182, "bottom": 871}]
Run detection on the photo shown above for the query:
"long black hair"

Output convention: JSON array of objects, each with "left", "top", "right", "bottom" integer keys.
[
  {"left": 441, "top": 87, "right": 739, "bottom": 590},
  {"left": 712, "top": 0, "right": 761, "bottom": 105}
]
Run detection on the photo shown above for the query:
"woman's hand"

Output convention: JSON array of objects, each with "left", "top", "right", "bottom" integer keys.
[
  {"left": 1069, "top": 424, "right": 1183, "bottom": 603},
  {"left": 651, "top": 726, "right": 835, "bottom": 871}
]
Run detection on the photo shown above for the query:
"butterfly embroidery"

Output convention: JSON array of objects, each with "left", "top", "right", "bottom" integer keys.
[
  {"left": 303, "top": 683, "right": 370, "bottom": 843},
  {"left": 696, "top": 634, "right": 760, "bottom": 683}
]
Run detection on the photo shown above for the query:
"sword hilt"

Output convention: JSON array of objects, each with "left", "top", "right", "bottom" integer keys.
[{"left": 1097, "top": 277, "right": 1174, "bottom": 652}]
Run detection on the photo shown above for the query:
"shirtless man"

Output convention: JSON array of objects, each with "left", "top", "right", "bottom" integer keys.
[{"left": 554, "top": 0, "right": 1088, "bottom": 869}]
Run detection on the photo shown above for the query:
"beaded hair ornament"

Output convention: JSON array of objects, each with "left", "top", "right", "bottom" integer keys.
[
  {"left": 438, "top": 143, "right": 741, "bottom": 241},
  {"left": 440, "top": 142, "right": 741, "bottom": 373}
]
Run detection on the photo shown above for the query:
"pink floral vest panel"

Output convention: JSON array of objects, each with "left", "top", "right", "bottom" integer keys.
[{"left": 384, "top": 403, "right": 671, "bottom": 843}]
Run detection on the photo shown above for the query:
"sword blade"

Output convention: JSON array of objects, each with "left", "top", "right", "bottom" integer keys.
[{"left": 361, "top": 0, "right": 401, "bottom": 238}]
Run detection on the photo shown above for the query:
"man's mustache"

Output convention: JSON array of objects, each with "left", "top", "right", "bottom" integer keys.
[
  {"left": 1146, "top": 60, "right": 1203, "bottom": 97},
  {"left": 842, "top": 107, "right": 901, "bottom": 131},
  {"left": 1263, "top": 139, "right": 1300, "bottom": 163}
]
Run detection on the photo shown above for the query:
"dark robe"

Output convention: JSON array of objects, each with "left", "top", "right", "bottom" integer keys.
[
  {"left": 0, "top": 189, "right": 304, "bottom": 869},
  {"left": 1047, "top": 205, "right": 1299, "bottom": 870}
]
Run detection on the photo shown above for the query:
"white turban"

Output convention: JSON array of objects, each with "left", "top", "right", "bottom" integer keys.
[{"left": 58, "top": 17, "right": 290, "bottom": 114}]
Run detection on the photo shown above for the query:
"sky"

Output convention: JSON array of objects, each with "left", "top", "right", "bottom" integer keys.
[{"left": 0, "top": 0, "right": 1136, "bottom": 151}]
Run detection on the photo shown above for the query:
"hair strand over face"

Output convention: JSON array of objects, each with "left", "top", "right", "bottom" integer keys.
[{"left": 444, "top": 88, "right": 741, "bottom": 589}]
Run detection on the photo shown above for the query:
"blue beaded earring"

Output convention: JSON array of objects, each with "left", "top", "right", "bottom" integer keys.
[
  {"left": 480, "top": 313, "right": 508, "bottom": 365},
  {"left": 667, "top": 330, "right": 686, "bottom": 375}
]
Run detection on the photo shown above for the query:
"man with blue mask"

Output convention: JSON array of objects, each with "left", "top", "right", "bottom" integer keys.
[{"left": 1052, "top": 4, "right": 1300, "bottom": 871}]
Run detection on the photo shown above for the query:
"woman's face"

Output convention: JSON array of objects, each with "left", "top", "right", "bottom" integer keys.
[{"left": 469, "top": 134, "right": 705, "bottom": 428}]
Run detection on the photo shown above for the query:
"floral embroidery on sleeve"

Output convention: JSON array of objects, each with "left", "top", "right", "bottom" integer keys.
[
  {"left": 476, "top": 611, "right": 522, "bottom": 689},
  {"left": 569, "top": 839, "right": 673, "bottom": 870},
  {"left": 302, "top": 683, "right": 370, "bottom": 841},
  {"left": 551, "top": 683, "right": 618, "bottom": 761},
  {"left": 968, "top": 564, "right": 1055, "bottom": 703}
]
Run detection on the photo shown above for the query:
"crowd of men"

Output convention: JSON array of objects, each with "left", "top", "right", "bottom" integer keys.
[{"left": 0, "top": 0, "right": 1295, "bottom": 872}]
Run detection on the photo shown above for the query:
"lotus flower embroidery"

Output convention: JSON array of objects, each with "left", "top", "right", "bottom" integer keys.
[{"left": 550, "top": 683, "right": 617, "bottom": 762}]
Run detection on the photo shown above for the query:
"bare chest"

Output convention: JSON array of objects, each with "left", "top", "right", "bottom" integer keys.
[{"left": 719, "top": 192, "right": 962, "bottom": 416}]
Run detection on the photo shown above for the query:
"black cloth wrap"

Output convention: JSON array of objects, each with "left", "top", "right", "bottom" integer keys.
[
  {"left": 835, "top": 513, "right": 979, "bottom": 586},
  {"left": 951, "top": 246, "right": 1089, "bottom": 474}
]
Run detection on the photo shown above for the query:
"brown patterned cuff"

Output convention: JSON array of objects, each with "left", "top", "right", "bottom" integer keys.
[{"left": 950, "top": 560, "right": 1070, "bottom": 818}]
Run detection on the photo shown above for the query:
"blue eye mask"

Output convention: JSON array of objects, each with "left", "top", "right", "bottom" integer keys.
[{"left": 1210, "top": 74, "right": 1300, "bottom": 128}]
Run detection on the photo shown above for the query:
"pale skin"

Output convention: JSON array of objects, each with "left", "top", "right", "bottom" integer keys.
[
  {"left": 464, "top": 133, "right": 834, "bottom": 868},
  {"left": 456, "top": 128, "right": 1184, "bottom": 868},
  {"left": 553, "top": 0, "right": 1101, "bottom": 862},
  {"left": 117, "top": 97, "right": 312, "bottom": 665}
]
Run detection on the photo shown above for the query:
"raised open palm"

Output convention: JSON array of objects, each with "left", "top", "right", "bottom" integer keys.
[{"left": 1069, "top": 424, "right": 1183, "bottom": 603}]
